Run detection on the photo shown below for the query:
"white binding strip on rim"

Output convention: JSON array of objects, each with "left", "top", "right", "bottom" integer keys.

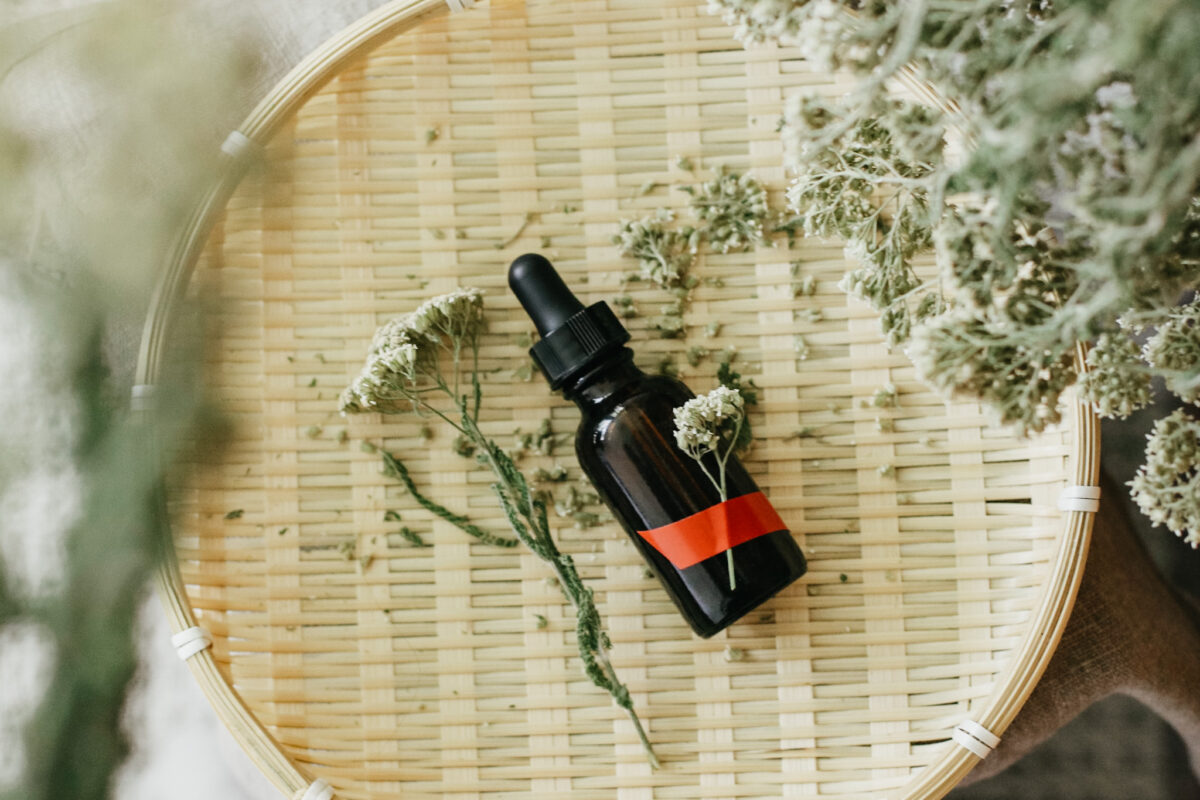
[
  {"left": 1058, "top": 484, "right": 1101, "bottom": 513},
  {"left": 444, "top": 0, "right": 467, "bottom": 11},
  {"left": 170, "top": 626, "right": 213, "bottom": 661},
  {"left": 130, "top": 383, "right": 156, "bottom": 412},
  {"left": 221, "top": 130, "right": 261, "bottom": 160},
  {"left": 294, "top": 779, "right": 334, "bottom": 800},
  {"left": 952, "top": 719, "right": 1001, "bottom": 758}
]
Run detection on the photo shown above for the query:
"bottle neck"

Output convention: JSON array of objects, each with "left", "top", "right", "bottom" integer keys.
[{"left": 561, "top": 348, "right": 646, "bottom": 409}]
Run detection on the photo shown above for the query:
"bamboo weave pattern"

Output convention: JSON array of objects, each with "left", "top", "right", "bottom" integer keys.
[{"left": 167, "top": 1, "right": 1088, "bottom": 797}]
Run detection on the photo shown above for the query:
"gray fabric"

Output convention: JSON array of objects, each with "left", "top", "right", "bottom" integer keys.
[
  {"left": 958, "top": 472, "right": 1200, "bottom": 787},
  {"left": 950, "top": 695, "right": 1195, "bottom": 800}
]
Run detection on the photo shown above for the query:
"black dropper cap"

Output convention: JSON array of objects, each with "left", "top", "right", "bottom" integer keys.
[{"left": 508, "top": 253, "right": 630, "bottom": 390}]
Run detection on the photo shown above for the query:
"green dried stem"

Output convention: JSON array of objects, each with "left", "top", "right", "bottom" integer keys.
[
  {"left": 378, "top": 449, "right": 517, "bottom": 548},
  {"left": 0, "top": 5, "right": 258, "bottom": 797},
  {"left": 342, "top": 289, "right": 658, "bottom": 767},
  {"left": 470, "top": 422, "right": 658, "bottom": 767},
  {"left": 4, "top": 323, "right": 161, "bottom": 800}
]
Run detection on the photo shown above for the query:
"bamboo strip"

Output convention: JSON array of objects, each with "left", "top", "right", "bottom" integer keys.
[{"left": 137, "top": 2, "right": 1098, "bottom": 798}]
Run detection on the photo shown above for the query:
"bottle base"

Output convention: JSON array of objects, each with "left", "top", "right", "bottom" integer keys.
[{"left": 688, "top": 540, "right": 807, "bottom": 638}]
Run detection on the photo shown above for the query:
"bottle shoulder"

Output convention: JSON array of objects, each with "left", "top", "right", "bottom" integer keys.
[{"left": 577, "top": 373, "right": 692, "bottom": 425}]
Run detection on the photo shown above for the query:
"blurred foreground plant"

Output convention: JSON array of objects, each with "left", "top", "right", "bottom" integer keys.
[
  {"left": 0, "top": 3, "right": 254, "bottom": 798},
  {"left": 711, "top": 0, "right": 1200, "bottom": 548}
]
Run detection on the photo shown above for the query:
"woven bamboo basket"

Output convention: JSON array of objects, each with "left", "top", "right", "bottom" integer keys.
[{"left": 136, "top": 1, "right": 1100, "bottom": 798}]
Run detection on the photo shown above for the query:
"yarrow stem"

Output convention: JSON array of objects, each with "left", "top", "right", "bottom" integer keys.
[
  {"left": 672, "top": 386, "right": 747, "bottom": 589},
  {"left": 341, "top": 288, "right": 658, "bottom": 767},
  {"left": 378, "top": 448, "right": 518, "bottom": 548}
]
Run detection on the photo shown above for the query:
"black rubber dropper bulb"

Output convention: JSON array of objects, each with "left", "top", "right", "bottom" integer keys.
[{"left": 508, "top": 253, "right": 585, "bottom": 336}]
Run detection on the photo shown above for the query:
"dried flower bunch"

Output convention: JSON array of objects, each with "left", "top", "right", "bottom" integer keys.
[
  {"left": 340, "top": 288, "right": 486, "bottom": 416},
  {"left": 614, "top": 168, "right": 773, "bottom": 291},
  {"left": 673, "top": 386, "right": 749, "bottom": 587},
  {"left": 681, "top": 166, "right": 771, "bottom": 254},
  {"left": 611, "top": 167, "right": 798, "bottom": 394},
  {"left": 341, "top": 289, "right": 658, "bottom": 766},
  {"left": 1130, "top": 410, "right": 1200, "bottom": 547},
  {"left": 711, "top": 0, "right": 1200, "bottom": 547},
  {"left": 613, "top": 209, "right": 702, "bottom": 291},
  {"left": 674, "top": 385, "right": 748, "bottom": 463}
]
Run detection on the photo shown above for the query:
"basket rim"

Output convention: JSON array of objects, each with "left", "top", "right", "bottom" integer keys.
[{"left": 134, "top": 2, "right": 1100, "bottom": 798}]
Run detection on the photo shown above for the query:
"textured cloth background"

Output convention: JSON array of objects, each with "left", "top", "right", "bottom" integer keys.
[{"left": 951, "top": 469, "right": 1200, "bottom": 796}]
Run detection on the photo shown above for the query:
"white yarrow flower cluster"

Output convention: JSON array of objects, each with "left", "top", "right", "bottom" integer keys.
[
  {"left": 708, "top": 0, "right": 842, "bottom": 59},
  {"left": 407, "top": 287, "right": 485, "bottom": 343},
  {"left": 1142, "top": 298, "right": 1200, "bottom": 404},
  {"left": 684, "top": 167, "right": 771, "bottom": 254},
  {"left": 1130, "top": 409, "right": 1200, "bottom": 548},
  {"left": 672, "top": 385, "right": 748, "bottom": 589},
  {"left": 707, "top": 0, "right": 805, "bottom": 44},
  {"left": 613, "top": 212, "right": 701, "bottom": 290},
  {"left": 673, "top": 385, "right": 746, "bottom": 459},
  {"left": 710, "top": 0, "right": 1200, "bottom": 561},
  {"left": 340, "top": 287, "right": 485, "bottom": 414},
  {"left": 1080, "top": 331, "right": 1153, "bottom": 419}
]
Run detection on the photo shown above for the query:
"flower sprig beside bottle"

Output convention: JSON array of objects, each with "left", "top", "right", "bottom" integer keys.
[
  {"left": 339, "top": 287, "right": 659, "bottom": 767},
  {"left": 672, "top": 386, "right": 749, "bottom": 589}
]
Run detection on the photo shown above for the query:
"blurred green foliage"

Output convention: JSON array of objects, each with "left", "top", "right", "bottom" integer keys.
[{"left": 0, "top": 3, "right": 254, "bottom": 797}]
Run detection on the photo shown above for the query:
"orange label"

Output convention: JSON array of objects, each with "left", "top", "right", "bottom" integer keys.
[{"left": 636, "top": 491, "right": 786, "bottom": 570}]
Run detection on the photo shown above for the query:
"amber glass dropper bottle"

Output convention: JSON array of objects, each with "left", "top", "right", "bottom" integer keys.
[{"left": 508, "top": 253, "right": 807, "bottom": 637}]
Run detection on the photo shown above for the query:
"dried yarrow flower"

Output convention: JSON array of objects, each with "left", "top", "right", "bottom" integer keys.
[
  {"left": 707, "top": 0, "right": 857, "bottom": 71},
  {"left": 1142, "top": 299, "right": 1200, "bottom": 404},
  {"left": 707, "top": 0, "right": 811, "bottom": 45},
  {"left": 613, "top": 211, "right": 701, "bottom": 290},
  {"left": 338, "top": 323, "right": 421, "bottom": 414},
  {"left": 1080, "top": 331, "right": 1153, "bottom": 419},
  {"left": 682, "top": 167, "right": 771, "bottom": 253},
  {"left": 673, "top": 385, "right": 746, "bottom": 460},
  {"left": 406, "top": 287, "right": 486, "bottom": 344},
  {"left": 907, "top": 306, "right": 1075, "bottom": 435},
  {"left": 720, "top": 0, "right": 1200, "bottom": 552},
  {"left": 1130, "top": 409, "right": 1200, "bottom": 547},
  {"left": 784, "top": 94, "right": 941, "bottom": 346},
  {"left": 672, "top": 385, "right": 747, "bottom": 587},
  {"left": 339, "top": 288, "right": 485, "bottom": 415}
]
